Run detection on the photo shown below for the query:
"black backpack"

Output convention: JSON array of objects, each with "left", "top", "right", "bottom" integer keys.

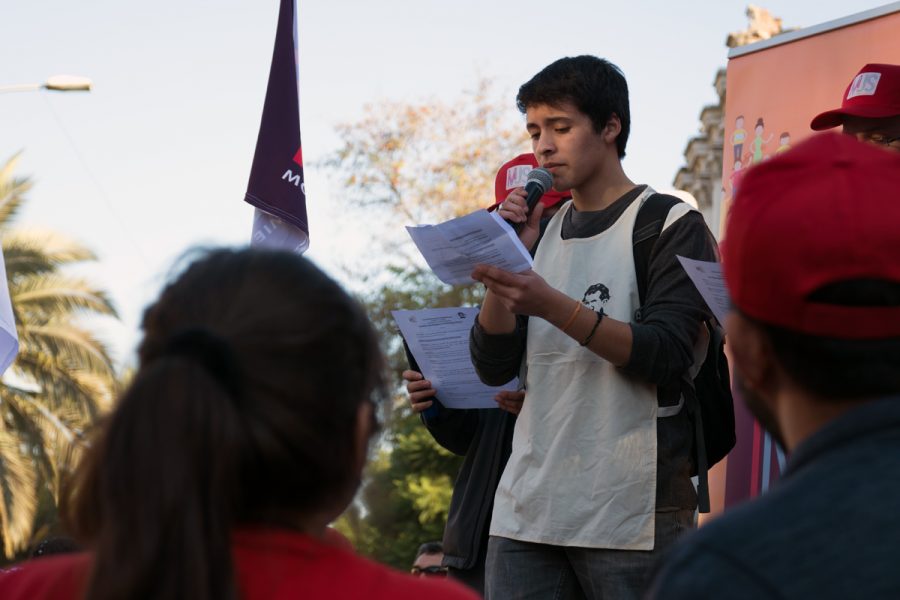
[{"left": 632, "top": 193, "right": 736, "bottom": 513}]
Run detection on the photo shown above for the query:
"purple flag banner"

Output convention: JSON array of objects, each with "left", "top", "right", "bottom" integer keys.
[{"left": 245, "top": 0, "right": 309, "bottom": 253}]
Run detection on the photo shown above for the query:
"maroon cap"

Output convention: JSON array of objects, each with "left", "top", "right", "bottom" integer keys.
[
  {"left": 493, "top": 153, "right": 571, "bottom": 208},
  {"left": 810, "top": 63, "right": 900, "bottom": 130},
  {"left": 722, "top": 132, "right": 900, "bottom": 339}
]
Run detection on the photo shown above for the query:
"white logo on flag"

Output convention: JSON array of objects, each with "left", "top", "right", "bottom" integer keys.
[
  {"left": 282, "top": 169, "right": 302, "bottom": 186},
  {"left": 847, "top": 72, "right": 881, "bottom": 99},
  {"left": 505, "top": 165, "right": 531, "bottom": 190}
]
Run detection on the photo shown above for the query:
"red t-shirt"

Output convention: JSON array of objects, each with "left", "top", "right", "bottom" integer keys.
[{"left": 0, "top": 528, "right": 478, "bottom": 600}]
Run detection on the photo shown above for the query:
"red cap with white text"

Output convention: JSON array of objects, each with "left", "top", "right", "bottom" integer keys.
[
  {"left": 810, "top": 63, "right": 900, "bottom": 130},
  {"left": 722, "top": 132, "right": 900, "bottom": 339},
  {"left": 492, "top": 153, "right": 571, "bottom": 207}
]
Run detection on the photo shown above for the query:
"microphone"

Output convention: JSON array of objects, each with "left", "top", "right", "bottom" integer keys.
[
  {"left": 524, "top": 167, "right": 554, "bottom": 213},
  {"left": 509, "top": 168, "right": 553, "bottom": 232}
]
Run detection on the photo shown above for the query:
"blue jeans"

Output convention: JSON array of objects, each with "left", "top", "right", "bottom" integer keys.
[{"left": 485, "top": 509, "right": 695, "bottom": 600}]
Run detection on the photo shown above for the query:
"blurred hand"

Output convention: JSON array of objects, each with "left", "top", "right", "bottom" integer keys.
[
  {"left": 402, "top": 369, "right": 437, "bottom": 413},
  {"left": 495, "top": 390, "right": 525, "bottom": 415}
]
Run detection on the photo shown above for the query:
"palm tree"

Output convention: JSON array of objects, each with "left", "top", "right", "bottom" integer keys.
[{"left": 0, "top": 153, "right": 118, "bottom": 558}]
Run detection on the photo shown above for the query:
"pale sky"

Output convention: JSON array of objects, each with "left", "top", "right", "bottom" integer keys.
[{"left": 1, "top": 0, "right": 892, "bottom": 367}]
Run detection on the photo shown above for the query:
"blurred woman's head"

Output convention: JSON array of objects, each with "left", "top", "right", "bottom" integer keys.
[{"left": 63, "top": 247, "right": 385, "bottom": 600}]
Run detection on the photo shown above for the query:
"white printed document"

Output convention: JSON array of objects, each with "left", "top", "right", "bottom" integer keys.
[
  {"left": 677, "top": 256, "right": 731, "bottom": 327},
  {"left": 392, "top": 306, "right": 518, "bottom": 409},
  {"left": 406, "top": 210, "right": 533, "bottom": 285}
]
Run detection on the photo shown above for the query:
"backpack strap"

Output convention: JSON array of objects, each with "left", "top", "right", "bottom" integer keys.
[
  {"left": 632, "top": 194, "right": 681, "bottom": 313},
  {"left": 689, "top": 324, "right": 713, "bottom": 514},
  {"left": 633, "top": 192, "right": 685, "bottom": 415},
  {"left": 632, "top": 193, "right": 713, "bottom": 512}
]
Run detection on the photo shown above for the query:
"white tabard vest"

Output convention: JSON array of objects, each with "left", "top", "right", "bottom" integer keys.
[{"left": 489, "top": 187, "right": 695, "bottom": 549}]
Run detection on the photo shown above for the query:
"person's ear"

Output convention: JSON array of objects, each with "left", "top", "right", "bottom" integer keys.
[
  {"left": 725, "top": 311, "right": 776, "bottom": 395},
  {"left": 602, "top": 114, "right": 622, "bottom": 144},
  {"left": 352, "top": 401, "right": 375, "bottom": 473}
]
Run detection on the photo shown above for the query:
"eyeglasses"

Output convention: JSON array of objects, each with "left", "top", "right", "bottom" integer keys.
[
  {"left": 410, "top": 565, "right": 449, "bottom": 577},
  {"left": 850, "top": 132, "right": 900, "bottom": 149}
]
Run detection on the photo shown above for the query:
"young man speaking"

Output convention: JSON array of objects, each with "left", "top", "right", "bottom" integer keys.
[{"left": 470, "top": 56, "right": 717, "bottom": 599}]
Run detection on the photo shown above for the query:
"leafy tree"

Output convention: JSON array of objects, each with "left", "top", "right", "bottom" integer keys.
[
  {"left": 0, "top": 154, "right": 118, "bottom": 558},
  {"left": 326, "top": 79, "right": 526, "bottom": 567},
  {"left": 326, "top": 77, "right": 529, "bottom": 269},
  {"left": 336, "top": 411, "right": 463, "bottom": 570}
]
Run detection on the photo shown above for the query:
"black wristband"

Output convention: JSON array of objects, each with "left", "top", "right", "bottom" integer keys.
[{"left": 580, "top": 309, "right": 604, "bottom": 347}]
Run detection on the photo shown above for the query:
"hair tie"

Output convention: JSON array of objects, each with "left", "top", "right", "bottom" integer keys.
[{"left": 164, "top": 328, "right": 243, "bottom": 398}]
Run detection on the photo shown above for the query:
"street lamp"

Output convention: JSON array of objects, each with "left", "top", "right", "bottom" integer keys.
[{"left": 0, "top": 75, "right": 92, "bottom": 94}]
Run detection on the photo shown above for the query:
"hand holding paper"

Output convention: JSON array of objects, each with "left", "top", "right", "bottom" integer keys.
[
  {"left": 407, "top": 210, "right": 533, "bottom": 285},
  {"left": 470, "top": 263, "right": 559, "bottom": 320},
  {"left": 393, "top": 307, "right": 518, "bottom": 409}
]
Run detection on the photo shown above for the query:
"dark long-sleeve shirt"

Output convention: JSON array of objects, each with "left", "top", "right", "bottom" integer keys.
[
  {"left": 648, "top": 396, "right": 900, "bottom": 599},
  {"left": 404, "top": 347, "right": 515, "bottom": 572}
]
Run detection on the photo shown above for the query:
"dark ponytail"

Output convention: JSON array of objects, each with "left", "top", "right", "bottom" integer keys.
[
  {"left": 62, "top": 248, "right": 386, "bottom": 600},
  {"left": 69, "top": 358, "right": 246, "bottom": 599}
]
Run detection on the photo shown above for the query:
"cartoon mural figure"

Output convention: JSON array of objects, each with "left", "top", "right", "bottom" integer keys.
[
  {"left": 732, "top": 115, "right": 747, "bottom": 164},
  {"left": 776, "top": 132, "right": 791, "bottom": 154},
  {"left": 581, "top": 283, "right": 611, "bottom": 312},
  {"left": 750, "top": 117, "right": 774, "bottom": 163},
  {"left": 730, "top": 160, "right": 744, "bottom": 197}
]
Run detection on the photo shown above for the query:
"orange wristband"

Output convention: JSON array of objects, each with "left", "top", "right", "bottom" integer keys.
[{"left": 561, "top": 299, "right": 582, "bottom": 333}]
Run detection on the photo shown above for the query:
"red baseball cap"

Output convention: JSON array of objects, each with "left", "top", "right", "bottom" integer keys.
[
  {"left": 492, "top": 153, "right": 571, "bottom": 208},
  {"left": 810, "top": 63, "right": 900, "bottom": 130},
  {"left": 722, "top": 132, "right": 900, "bottom": 339}
]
